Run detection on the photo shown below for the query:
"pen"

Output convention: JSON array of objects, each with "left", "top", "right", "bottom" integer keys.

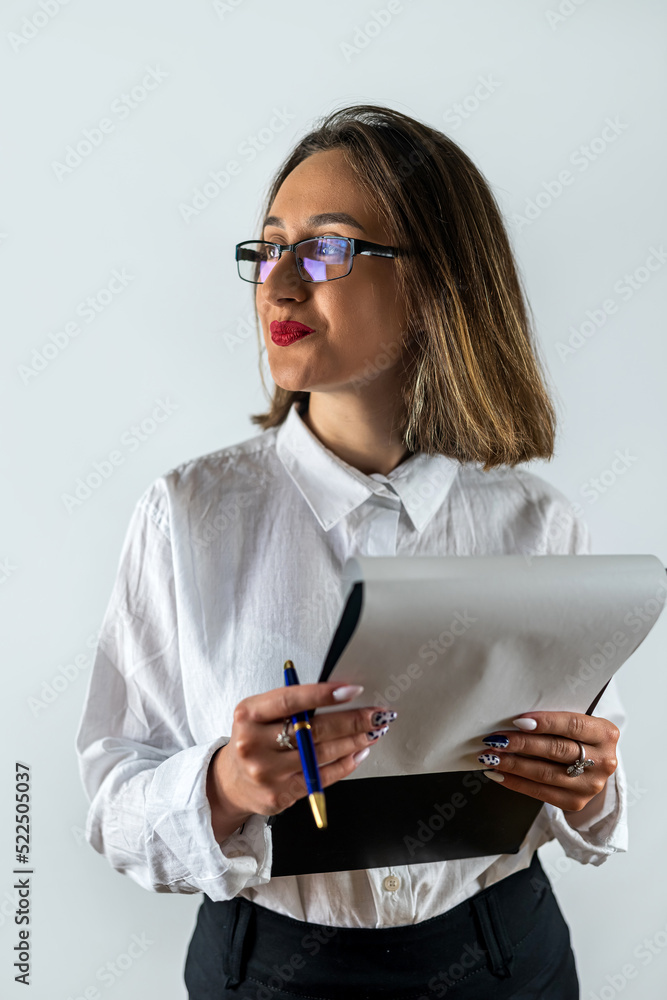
[{"left": 283, "top": 659, "right": 327, "bottom": 829}]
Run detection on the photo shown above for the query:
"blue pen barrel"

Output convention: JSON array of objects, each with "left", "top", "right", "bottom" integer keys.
[
  {"left": 283, "top": 660, "right": 326, "bottom": 826},
  {"left": 294, "top": 723, "right": 320, "bottom": 795}
]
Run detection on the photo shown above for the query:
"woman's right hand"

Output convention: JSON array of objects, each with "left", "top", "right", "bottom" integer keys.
[{"left": 206, "top": 682, "right": 397, "bottom": 842}]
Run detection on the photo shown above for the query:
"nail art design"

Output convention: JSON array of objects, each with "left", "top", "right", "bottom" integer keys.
[
  {"left": 367, "top": 725, "right": 390, "bottom": 742},
  {"left": 478, "top": 753, "right": 501, "bottom": 766},
  {"left": 370, "top": 710, "right": 398, "bottom": 727},
  {"left": 481, "top": 735, "right": 509, "bottom": 748}
]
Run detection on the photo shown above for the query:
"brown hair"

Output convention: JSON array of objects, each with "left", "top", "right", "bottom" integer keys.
[{"left": 248, "top": 103, "right": 558, "bottom": 470}]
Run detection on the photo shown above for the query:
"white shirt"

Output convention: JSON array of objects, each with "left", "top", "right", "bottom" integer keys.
[{"left": 75, "top": 400, "right": 628, "bottom": 928}]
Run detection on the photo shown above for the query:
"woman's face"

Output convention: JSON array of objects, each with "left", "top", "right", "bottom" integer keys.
[{"left": 255, "top": 148, "right": 409, "bottom": 395}]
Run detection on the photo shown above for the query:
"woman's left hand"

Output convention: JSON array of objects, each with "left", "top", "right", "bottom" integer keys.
[{"left": 478, "top": 712, "right": 619, "bottom": 812}]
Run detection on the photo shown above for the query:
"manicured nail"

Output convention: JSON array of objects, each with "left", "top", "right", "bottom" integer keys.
[
  {"left": 478, "top": 753, "right": 501, "bottom": 766},
  {"left": 353, "top": 747, "right": 371, "bottom": 763},
  {"left": 484, "top": 770, "right": 505, "bottom": 783},
  {"left": 333, "top": 684, "right": 364, "bottom": 701},
  {"left": 482, "top": 735, "right": 509, "bottom": 748},
  {"left": 367, "top": 725, "right": 389, "bottom": 742},
  {"left": 370, "top": 710, "right": 398, "bottom": 727},
  {"left": 512, "top": 718, "right": 537, "bottom": 731}
]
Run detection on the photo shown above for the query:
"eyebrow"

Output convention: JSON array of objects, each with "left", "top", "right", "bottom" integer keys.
[{"left": 262, "top": 212, "right": 367, "bottom": 234}]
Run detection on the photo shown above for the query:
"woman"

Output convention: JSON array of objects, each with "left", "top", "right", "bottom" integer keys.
[{"left": 76, "top": 104, "right": 626, "bottom": 999}]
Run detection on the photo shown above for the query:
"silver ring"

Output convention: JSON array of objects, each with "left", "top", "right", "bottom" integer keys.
[
  {"left": 275, "top": 718, "right": 297, "bottom": 751},
  {"left": 565, "top": 741, "right": 596, "bottom": 777}
]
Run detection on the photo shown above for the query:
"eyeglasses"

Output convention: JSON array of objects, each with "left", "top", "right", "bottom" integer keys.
[{"left": 235, "top": 237, "right": 402, "bottom": 284}]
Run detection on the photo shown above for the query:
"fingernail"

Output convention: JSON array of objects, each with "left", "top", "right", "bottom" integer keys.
[
  {"left": 333, "top": 684, "right": 364, "bottom": 701},
  {"left": 370, "top": 710, "right": 398, "bottom": 727},
  {"left": 353, "top": 747, "right": 371, "bottom": 763},
  {"left": 512, "top": 718, "right": 537, "bottom": 731},
  {"left": 484, "top": 770, "right": 505, "bottom": 783},
  {"left": 482, "top": 735, "right": 509, "bottom": 748},
  {"left": 367, "top": 725, "right": 389, "bottom": 742},
  {"left": 478, "top": 753, "right": 501, "bottom": 766}
]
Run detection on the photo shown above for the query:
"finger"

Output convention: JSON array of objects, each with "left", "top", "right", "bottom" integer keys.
[
  {"left": 273, "top": 722, "right": 390, "bottom": 777},
  {"left": 235, "top": 682, "right": 364, "bottom": 726},
  {"left": 480, "top": 764, "right": 609, "bottom": 812},
  {"left": 480, "top": 732, "right": 590, "bottom": 768},
  {"left": 279, "top": 747, "right": 374, "bottom": 804},
  {"left": 309, "top": 706, "right": 397, "bottom": 744},
  {"left": 481, "top": 746, "right": 611, "bottom": 795},
  {"left": 510, "top": 712, "right": 619, "bottom": 748}
]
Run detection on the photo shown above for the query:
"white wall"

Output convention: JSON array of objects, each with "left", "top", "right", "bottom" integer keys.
[{"left": 2, "top": 1, "right": 666, "bottom": 997}]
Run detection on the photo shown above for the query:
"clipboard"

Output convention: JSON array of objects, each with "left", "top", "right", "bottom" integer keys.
[{"left": 268, "top": 556, "right": 665, "bottom": 877}]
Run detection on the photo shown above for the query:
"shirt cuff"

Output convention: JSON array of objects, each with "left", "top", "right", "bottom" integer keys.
[
  {"left": 541, "top": 744, "right": 628, "bottom": 866},
  {"left": 144, "top": 736, "right": 273, "bottom": 898}
]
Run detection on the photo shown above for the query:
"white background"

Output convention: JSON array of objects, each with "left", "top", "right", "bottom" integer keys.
[{"left": 1, "top": 1, "right": 666, "bottom": 997}]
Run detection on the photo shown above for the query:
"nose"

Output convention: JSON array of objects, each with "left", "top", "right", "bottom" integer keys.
[{"left": 259, "top": 249, "right": 307, "bottom": 301}]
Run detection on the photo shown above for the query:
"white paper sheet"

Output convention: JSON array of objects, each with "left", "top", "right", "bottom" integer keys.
[{"left": 316, "top": 554, "right": 666, "bottom": 779}]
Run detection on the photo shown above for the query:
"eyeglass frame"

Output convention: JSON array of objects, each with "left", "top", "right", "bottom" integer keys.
[{"left": 234, "top": 237, "right": 403, "bottom": 284}]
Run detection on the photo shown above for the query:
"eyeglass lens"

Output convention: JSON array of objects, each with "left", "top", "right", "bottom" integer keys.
[{"left": 237, "top": 238, "right": 352, "bottom": 283}]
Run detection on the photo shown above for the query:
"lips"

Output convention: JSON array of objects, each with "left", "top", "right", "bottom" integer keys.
[{"left": 270, "top": 320, "right": 314, "bottom": 346}]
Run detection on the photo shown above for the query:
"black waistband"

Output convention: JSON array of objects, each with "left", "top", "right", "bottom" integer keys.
[{"left": 199, "top": 851, "right": 551, "bottom": 991}]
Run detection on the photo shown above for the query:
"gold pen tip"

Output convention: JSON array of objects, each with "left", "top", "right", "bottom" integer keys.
[
  {"left": 284, "top": 659, "right": 294, "bottom": 670},
  {"left": 309, "top": 791, "right": 327, "bottom": 829}
]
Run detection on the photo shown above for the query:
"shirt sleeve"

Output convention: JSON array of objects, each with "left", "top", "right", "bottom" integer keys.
[
  {"left": 536, "top": 491, "right": 629, "bottom": 865},
  {"left": 74, "top": 480, "right": 273, "bottom": 898}
]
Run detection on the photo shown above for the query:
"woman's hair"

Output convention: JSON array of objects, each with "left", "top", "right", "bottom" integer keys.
[{"left": 248, "top": 103, "right": 558, "bottom": 470}]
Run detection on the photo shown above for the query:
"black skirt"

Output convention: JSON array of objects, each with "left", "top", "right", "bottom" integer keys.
[{"left": 183, "top": 850, "right": 579, "bottom": 999}]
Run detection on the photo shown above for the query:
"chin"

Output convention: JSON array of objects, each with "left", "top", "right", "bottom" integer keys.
[{"left": 267, "top": 365, "right": 312, "bottom": 392}]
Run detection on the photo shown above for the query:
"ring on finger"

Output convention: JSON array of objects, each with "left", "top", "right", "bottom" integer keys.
[
  {"left": 276, "top": 717, "right": 297, "bottom": 751},
  {"left": 565, "top": 740, "right": 596, "bottom": 777}
]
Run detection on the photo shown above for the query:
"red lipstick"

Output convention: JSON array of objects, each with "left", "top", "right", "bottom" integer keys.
[{"left": 270, "top": 321, "right": 314, "bottom": 346}]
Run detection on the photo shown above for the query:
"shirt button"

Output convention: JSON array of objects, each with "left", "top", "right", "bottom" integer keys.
[{"left": 383, "top": 875, "right": 400, "bottom": 892}]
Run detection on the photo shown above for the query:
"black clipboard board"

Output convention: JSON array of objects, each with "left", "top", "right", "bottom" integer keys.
[{"left": 268, "top": 579, "right": 612, "bottom": 877}]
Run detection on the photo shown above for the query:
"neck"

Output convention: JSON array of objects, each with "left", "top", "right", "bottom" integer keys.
[{"left": 300, "top": 385, "right": 413, "bottom": 477}]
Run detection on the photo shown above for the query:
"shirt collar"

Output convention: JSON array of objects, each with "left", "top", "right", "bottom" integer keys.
[{"left": 275, "top": 401, "right": 460, "bottom": 534}]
